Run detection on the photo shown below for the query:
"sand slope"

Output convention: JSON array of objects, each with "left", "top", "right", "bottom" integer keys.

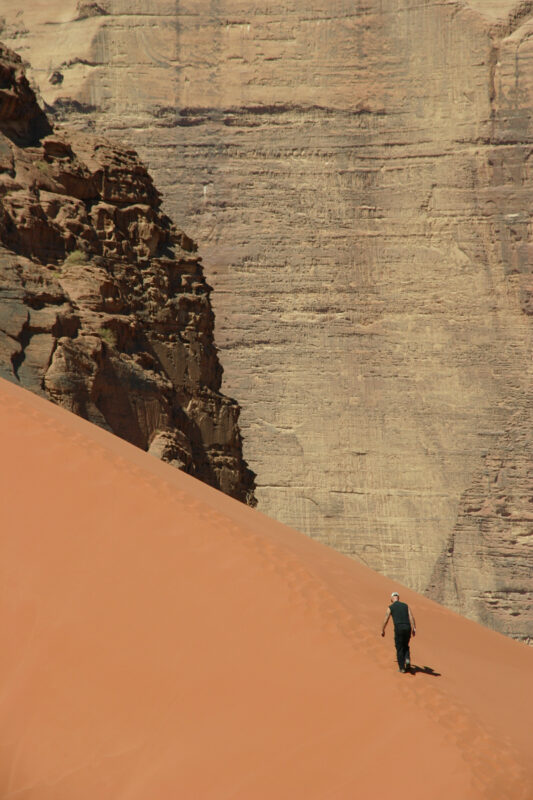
[{"left": 0, "top": 376, "right": 532, "bottom": 800}]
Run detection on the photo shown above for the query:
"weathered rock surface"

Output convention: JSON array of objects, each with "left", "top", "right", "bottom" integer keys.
[
  {"left": 0, "top": 43, "right": 255, "bottom": 503},
  {"left": 1, "top": 1, "right": 532, "bottom": 639}
]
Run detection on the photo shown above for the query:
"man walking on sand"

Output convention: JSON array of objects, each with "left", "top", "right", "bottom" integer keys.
[{"left": 381, "top": 592, "right": 416, "bottom": 673}]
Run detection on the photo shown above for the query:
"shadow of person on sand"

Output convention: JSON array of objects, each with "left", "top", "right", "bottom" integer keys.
[{"left": 408, "top": 665, "right": 441, "bottom": 677}]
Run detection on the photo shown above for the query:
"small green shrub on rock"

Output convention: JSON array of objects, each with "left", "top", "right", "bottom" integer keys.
[
  {"left": 63, "top": 249, "right": 88, "bottom": 266},
  {"left": 99, "top": 327, "right": 117, "bottom": 347},
  {"left": 35, "top": 160, "right": 51, "bottom": 175}
]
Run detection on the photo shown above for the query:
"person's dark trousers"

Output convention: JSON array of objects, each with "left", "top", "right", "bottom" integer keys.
[{"left": 394, "top": 625, "right": 411, "bottom": 670}]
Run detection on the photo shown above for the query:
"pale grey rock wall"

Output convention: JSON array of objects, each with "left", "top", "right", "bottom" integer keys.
[{"left": 2, "top": 0, "right": 531, "bottom": 638}]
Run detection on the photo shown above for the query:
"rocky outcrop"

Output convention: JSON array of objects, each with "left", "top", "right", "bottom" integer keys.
[
  {"left": 3, "top": 2, "right": 532, "bottom": 640},
  {"left": 0, "top": 43, "right": 255, "bottom": 503}
]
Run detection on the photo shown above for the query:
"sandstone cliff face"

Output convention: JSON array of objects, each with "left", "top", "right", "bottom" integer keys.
[
  {"left": 2, "top": 1, "right": 531, "bottom": 639},
  {"left": 0, "top": 43, "right": 255, "bottom": 503}
]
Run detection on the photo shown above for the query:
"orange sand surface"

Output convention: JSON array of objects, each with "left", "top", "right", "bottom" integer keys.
[{"left": 1, "top": 376, "right": 532, "bottom": 799}]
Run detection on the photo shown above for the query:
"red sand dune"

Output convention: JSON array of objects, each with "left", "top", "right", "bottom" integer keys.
[{"left": 1, "top": 376, "right": 532, "bottom": 800}]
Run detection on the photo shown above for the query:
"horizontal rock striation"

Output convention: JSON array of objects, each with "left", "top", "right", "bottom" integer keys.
[
  {"left": 3, "top": 1, "right": 532, "bottom": 639},
  {"left": 0, "top": 43, "right": 255, "bottom": 503}
]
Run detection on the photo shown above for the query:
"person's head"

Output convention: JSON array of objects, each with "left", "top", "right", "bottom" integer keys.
[{"left": 391, "top": 592, "right": 400, "bottom": 602}]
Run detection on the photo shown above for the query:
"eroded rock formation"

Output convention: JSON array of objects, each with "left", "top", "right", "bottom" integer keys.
[
  {"left": 1, "top": 1, "right": 532, "bottom": 639},
  {"left": 0, "top": 43, "right": 255, "bottom": 503}
]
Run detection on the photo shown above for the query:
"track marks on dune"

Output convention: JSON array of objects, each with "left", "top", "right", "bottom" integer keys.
[{"left": 4, "top": 382, "right": 532, "bottom": 799}]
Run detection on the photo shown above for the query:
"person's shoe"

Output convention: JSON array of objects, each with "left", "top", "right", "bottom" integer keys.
[
  {"left": 399, "top": 667, "right": 406, "bottom": 673},
  {"left": 405, "top": 657, "right": 410, "bottom": 668}
]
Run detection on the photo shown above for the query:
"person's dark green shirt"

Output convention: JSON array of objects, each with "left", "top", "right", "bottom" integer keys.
[{"left": 389, "top": 600, "right": 411, "bottom": 628}]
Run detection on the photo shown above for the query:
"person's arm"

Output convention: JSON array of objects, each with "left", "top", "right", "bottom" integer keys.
[
  {"left": 381, "top": 608, "right": 391, "bottom": 637},
  {"left": 409, "top": 607, "right": 416, "bottom": 637}
]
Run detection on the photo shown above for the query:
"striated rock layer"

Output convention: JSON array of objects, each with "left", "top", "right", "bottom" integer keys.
[
  {"left": 1, "top": 1, "right": 532, "bottom": 638},
  {"left": 0, "top": 43, "right": 255, "bottom": 503}
]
